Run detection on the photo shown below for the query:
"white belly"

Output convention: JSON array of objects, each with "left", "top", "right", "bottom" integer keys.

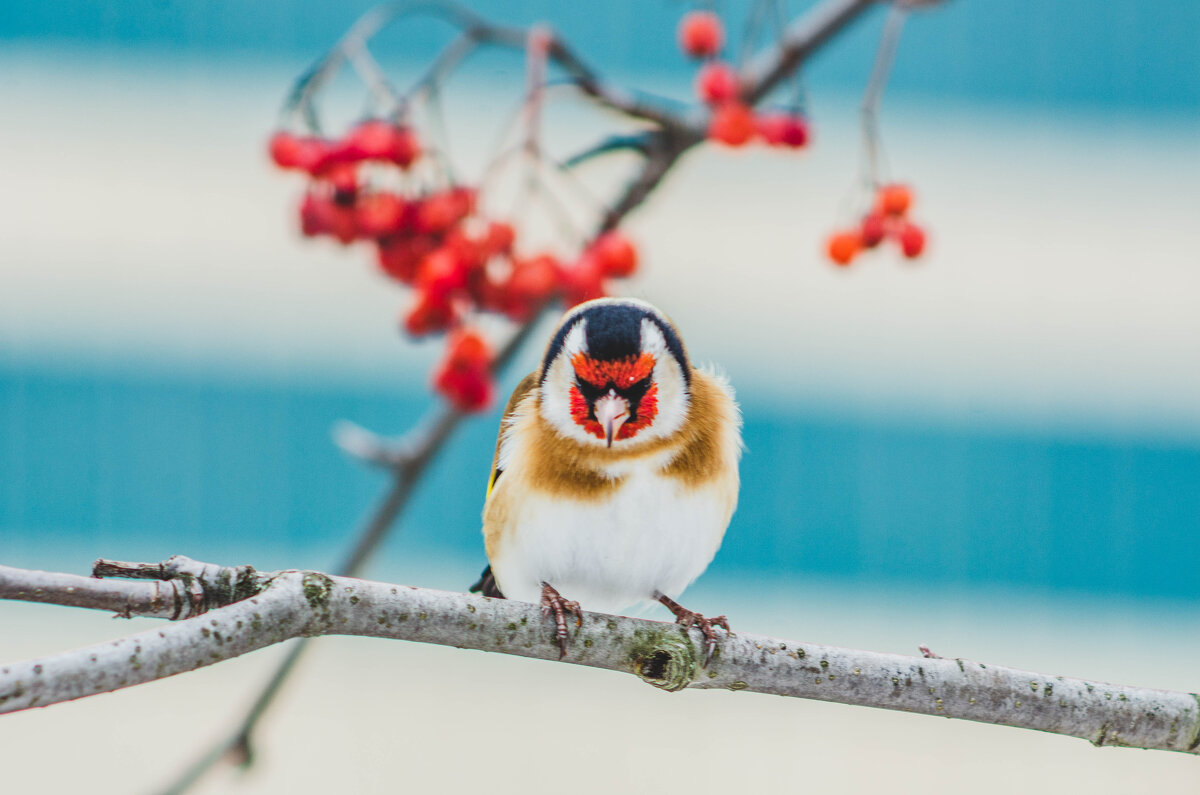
[{"left": 490, "top": 465, "right": 731, "bottom": 613}]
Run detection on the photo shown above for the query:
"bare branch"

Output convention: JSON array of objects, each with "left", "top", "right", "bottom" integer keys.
[
  {"left": 3, "top": 558, "right": 1199, "bottom": 756},
  {"left": 562, "top": 133, "right": 654, "bottom": 169},
  {"left": 600, "top": 136, "right": 692, "bottom": 232},
  {"left": 282, "top": 1, "right": 683, "bottom": 130},
  {"left": 744, "top": 0, "right": 880, "bottom": 104},
  {"left": 0, "top": 565, "right": 182, "bottom": 619}
]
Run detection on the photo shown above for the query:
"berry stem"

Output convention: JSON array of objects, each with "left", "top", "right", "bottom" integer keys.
[{"left": 860, "top": 4, "right": 909, "bottom": 188}]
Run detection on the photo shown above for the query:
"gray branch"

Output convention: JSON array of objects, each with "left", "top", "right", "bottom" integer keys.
[{"left": 2, "top": 558, "right": 1197, "bottom": 755}]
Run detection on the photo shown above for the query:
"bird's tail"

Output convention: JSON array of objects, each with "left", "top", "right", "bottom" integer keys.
[{"left": 469, "top": 565, "right": 506, "bottom": 599}]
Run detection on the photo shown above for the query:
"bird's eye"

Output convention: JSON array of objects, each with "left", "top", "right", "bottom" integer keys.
[{"left": 622, "top": 375, "right": 652, "bottom": 402}]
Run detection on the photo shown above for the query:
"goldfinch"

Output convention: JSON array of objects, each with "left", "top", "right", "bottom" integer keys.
[{"left": 470, "top": 297, "right": 742, "bottom": 663}]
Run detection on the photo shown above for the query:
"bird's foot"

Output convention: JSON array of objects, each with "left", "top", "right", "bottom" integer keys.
[
  {"left": 540, "top": 582, "right": 582, "bottom": 659},
  {"left": 656, "top": 592, "right": 730, "bottom": 667}
]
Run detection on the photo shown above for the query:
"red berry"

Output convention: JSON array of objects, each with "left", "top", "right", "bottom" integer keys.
[
  {"left": 268, "top": 131, "right": 304, "bottom": 169},
  {"left": 415, "top": 188, "right": 475, "bottom": 235},
  {"left": 827, "top": 231, "right": 861, "bottom": 266},
  {"left": 503, "top": 254, "right": 561, "bottom": 320},
  {"left": 269, "top": 132, "right": 331, "bottom": 172},
  {"left": 338, "top": 120, "right": 421, "bottom": 168},
  {"left": 589, "top": 232, "right": 638, "bottom": 278},
  {"left": 299, "top": 192, "right": 357, "bottom": 244},
  {"left": 387, "top": 126, "right": 421, "bottom": 168},
  {"left": 315, "top": 161, "right": 359, "bottom": 197},
  {"left": 299, "top": 193, "right": 325, "bottom": 236},
  {"left": 414, "top": 195, "right": 455, "bottom": 235},
  {"left": 483, "top": 221, "right": 516, "bottom": 256},
  {"left": 708, "top": 102, "right": 757, "bottom": 147},
  {"left": 445, "top": 327, "right": 492, "bottom": 369},
  {"left": 434, "top": 329, "right": 495, "bottom": 412},
  {"left": 696, "top": 62, "right": 738, "bottom": 105},
  {"left": 443, "top": 228, "right": 488, "bottom": 270},
  {"left": 403, "top": 290, "right": 458, "bottom": 336},
  {"left": 466, "top": 269, "right": 506, "bottom": 312},
  {"left": 756, "top": 113, "right": 809, "bottom": 148},
  {"left": 896, "top": 222, "right": 926, "bottom": 258},
  {"left": 417, "top": 247, "right": 469, "bottom": 298},
  {"left": 559, "top": 254, "right": 607, "bottom": 307},
  {"left": 376, "top": 235, "right": 436, "bottom": 283},
  {"left": 434, "top": 361, "right": 494, "bottom": 413},
  {"left": 355, "top": 192, "right": 407, "bottom": 238},
  {"left": 876, "top": 184, "right": 913, "bottom": 216},
  {"left": 678, "top": 11, "right": 724, "bottom": 58},
  {"left": 860, "top": 213, "right": 886, "bottom": 248}
]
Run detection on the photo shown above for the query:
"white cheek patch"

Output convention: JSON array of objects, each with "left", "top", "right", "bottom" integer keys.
[
  {"left": 640, "top": 318, "right": 669, "bottom": 358},
  {"left": 562, "top": 320, "right": 587, "bottom": 358},
  {"left": 638, "top": 319, "right": 689, "bottom": 441},
  {"left": 540, "top": 320, "right": 601, "bottom": 446}
]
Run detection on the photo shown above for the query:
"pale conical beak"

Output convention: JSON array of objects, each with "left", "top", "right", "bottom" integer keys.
[{"left": 593, "top": 391, "right": 630, "bottom": 448}]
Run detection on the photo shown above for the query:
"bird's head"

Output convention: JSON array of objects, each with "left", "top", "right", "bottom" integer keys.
[{"left": 538, "top": 298, "right": 691, "bottom": 449}]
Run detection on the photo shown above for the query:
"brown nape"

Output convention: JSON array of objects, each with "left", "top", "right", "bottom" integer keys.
[
  {"left": 661, "top": 370, "right": 730, "bottom": 488},
  {"left": 521, "top": 368, "right": 732, "bottom": 499}
]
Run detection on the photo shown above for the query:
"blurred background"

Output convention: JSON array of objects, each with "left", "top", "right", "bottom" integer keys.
[{"left": 2, "top": 1, "right": 1199, "bottom": 792}]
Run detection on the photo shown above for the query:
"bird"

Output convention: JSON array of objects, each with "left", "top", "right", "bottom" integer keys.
[{"left": 470, "top": 297, "right": 742, "bottom": 664}]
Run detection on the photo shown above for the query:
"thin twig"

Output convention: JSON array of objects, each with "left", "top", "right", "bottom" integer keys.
[
  {"left": 744, "top": 0, "right": 880, "bottom": 104},
  {"left": 860, "top": 4, "right": 908, "bottom": 186},
  {"left": 282, "top": 1, "right": 681, "bottom": 131}
]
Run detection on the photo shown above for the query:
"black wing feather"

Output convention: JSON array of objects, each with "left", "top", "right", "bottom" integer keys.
[{"left": 469, "top": 565, "right": 506, "bottom": 599}]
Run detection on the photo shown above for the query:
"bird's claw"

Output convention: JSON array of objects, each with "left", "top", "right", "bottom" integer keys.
[
  {"left": 656, "top": 593, "right": 730, "bottom": 667},
  {"left": 540, "top": 582, "right": 582, "bottom": 659},
  {"left": 682, "top": 611, "right": 729, "bottom": 667}
]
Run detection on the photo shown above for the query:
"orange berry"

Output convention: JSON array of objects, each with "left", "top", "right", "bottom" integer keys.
[
  {"left": 678, "top": 11, "right": 723, "bottom": 58},
  {"left": 708, "top": 102, "right": 756, "bottom": 147},
  {"left": 876, "top": 184, "right": 912, "bottom": 216},
  {"left": 827, "top": 231, "right": 861, "bottom": 266}
]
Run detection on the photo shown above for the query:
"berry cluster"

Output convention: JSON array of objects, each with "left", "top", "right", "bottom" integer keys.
[
  {"left": 678, "top": 11, "right": 810, "bottom": 149},
  {"left": 826, "top": 183, "right": 927, "bottom": 266},
  {"left": 269, "top": 120, "right": 639, "bottom": 411}
]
